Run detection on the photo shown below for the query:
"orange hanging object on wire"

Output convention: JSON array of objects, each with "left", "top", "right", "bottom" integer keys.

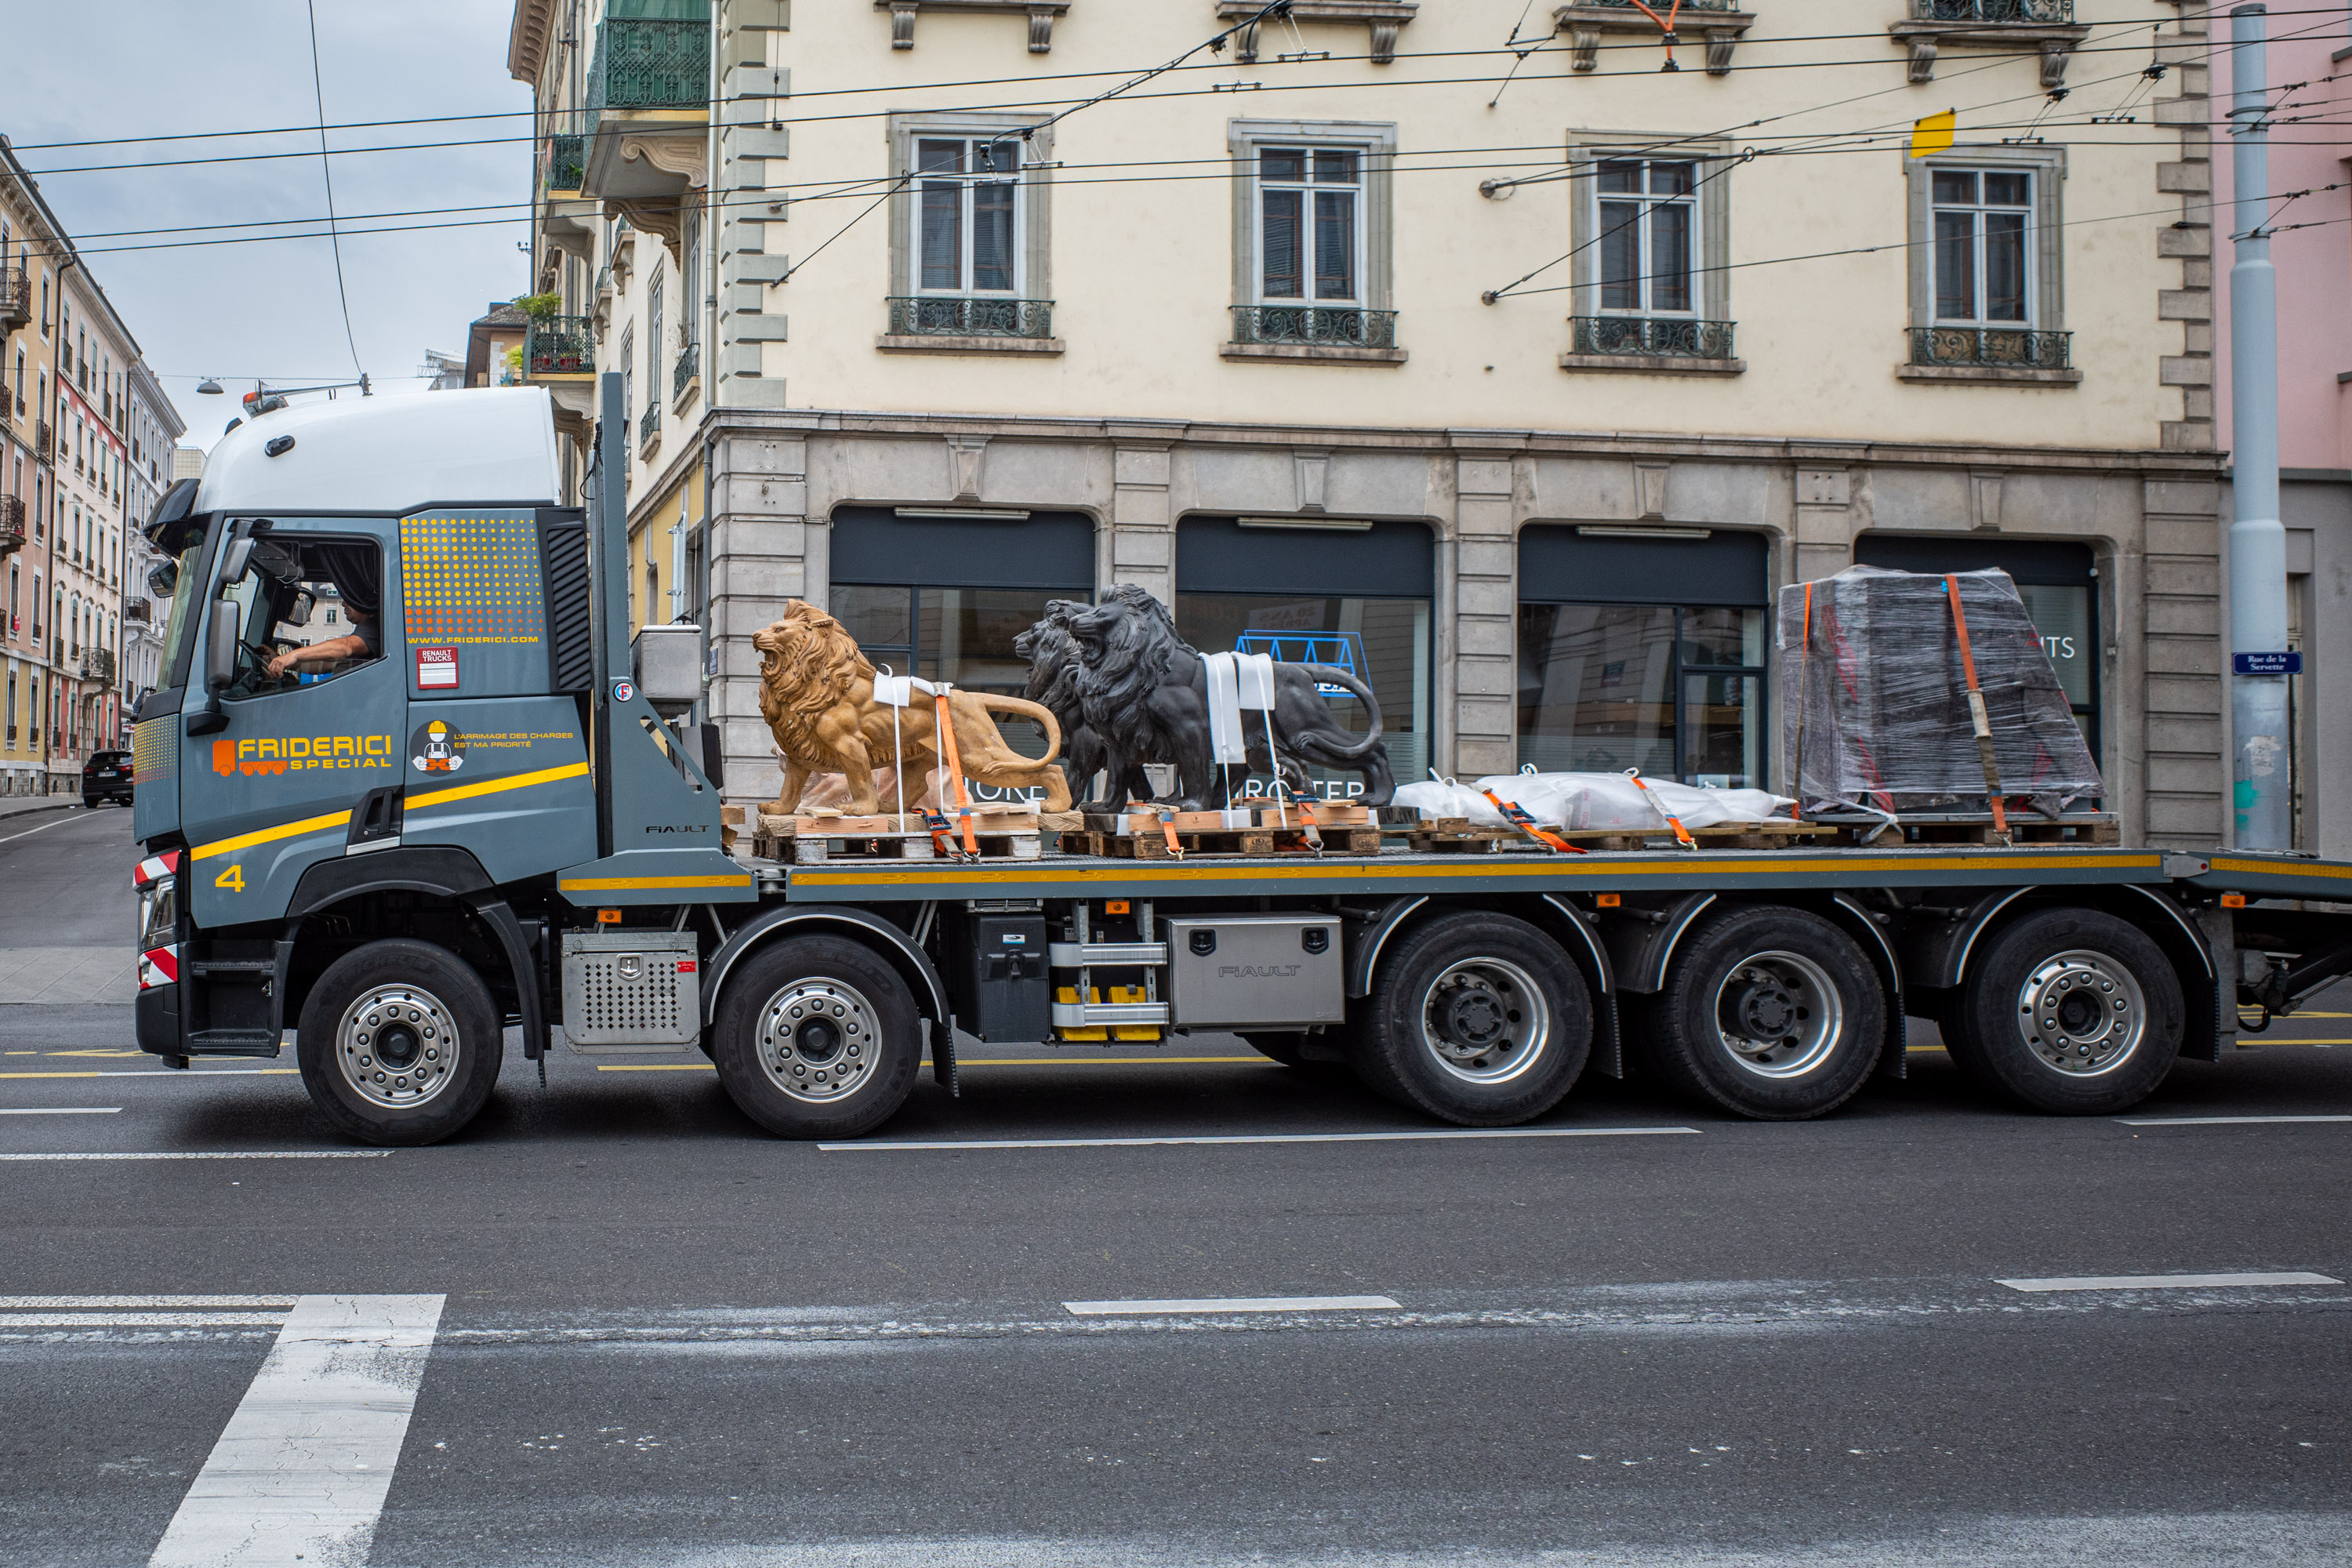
[{"left": 1624, "top": 0, "right": 1686, "bottom": 71}]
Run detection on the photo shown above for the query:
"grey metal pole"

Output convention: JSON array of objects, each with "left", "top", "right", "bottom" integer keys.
[{"left": 2227, "top": 4, "right": 2292, "bottom": 851}]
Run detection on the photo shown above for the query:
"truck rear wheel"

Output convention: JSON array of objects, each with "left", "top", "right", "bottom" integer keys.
[
  {"left": 1353, "top": 912, "right": 1591, "bottom": 1126},
  {"left": 1641, "top": 906, "right": 1884, "bottom": 1120},
  {"left": 710, "top": 935, "right": 921, "bottom": 1139},
  {"left": 1947, "top": 908, "right": 2183, "bottom": 1114},
  {"left": 296, "top": 939, "right": 504, "bottom": 1147}
]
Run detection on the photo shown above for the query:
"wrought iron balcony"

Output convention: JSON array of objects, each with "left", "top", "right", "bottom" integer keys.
[
  {"left": 546, "top": 133, "right": 587, "bottom": 192},
  {"left": 1570, "top": 315, "right": 1737, "bottom": 360},
  {"left": 34, "top": 421, "right": 53, "bottom": 463},
  {"left": 1580, "top": 0, "right": 1741, "bottom": 9},
  {"left": 82, "top": 647, "right": 115, "bottom": 687},
  {"left": 524, "top": 315, "right": 595, "bottom": 378},
  {"left": 1911, "top": 0, "right": 2071, "bottom": 20},
  {"left": 1910, "top": 325, "right": 2071, "bottom": 369},
  {"left": 0, "top": 266, "right": 27, "bottom": 333},
  {"left": 673, "top": 343, "right": 698, "bottom": 400},
  {"left": 586, "top": 18, "right": 710, "bottom": 131},
  {"left": 638, "top": 399, "right": 660, "bottom": 456},
  {"left": 887, "top": 296, "right": 1056, "bottom": 339},
  {"left": 1229, "top": 305, "right": 1399, "bottom": 349},
  {"left": 0, "top": 495, "right": 24, "bottom": 557}
]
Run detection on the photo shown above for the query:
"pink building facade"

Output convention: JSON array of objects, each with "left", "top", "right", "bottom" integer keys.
[{"left": 2210, "top": 4, "right": 2352, "bottom": 854}]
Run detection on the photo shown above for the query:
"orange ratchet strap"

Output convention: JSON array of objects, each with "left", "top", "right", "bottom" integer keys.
[
  {"left": 1627, "top": 772, "right": 1697, "bottom": 850},
  {"left": 1156, "top": 806, "right": 1185, "bottom": 859},
  {"left": 1480, "top": 789, "right": 1588, "bottom": 855},
  {"left": 1943, "top": 575, "right": 2009, "bottom": 837},
  {"left": 1281, "top": 782, "right": 1324, "bottom": 854},
  {"left": 931, "top": 689, "right": 981, "bottom": 857}
]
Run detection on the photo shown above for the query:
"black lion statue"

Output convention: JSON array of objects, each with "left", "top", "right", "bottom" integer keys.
[
  {"left": 1055, "top": 585, "right": 1394, "bottom": 810},
  {"left": 1014, "top": 601, "right": 1151, "bottom": 810}
]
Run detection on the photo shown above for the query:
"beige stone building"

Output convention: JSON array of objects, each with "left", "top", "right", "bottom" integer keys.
[{"left": 510, "top": 0, "right": 2227, "bottom": 844}]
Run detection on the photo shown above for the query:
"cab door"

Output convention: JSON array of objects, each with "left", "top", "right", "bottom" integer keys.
[{"left": 180, "top": 517, "right": 405, "bottom": 927}]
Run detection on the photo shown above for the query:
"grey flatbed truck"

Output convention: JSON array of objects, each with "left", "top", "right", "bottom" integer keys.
[{"left": 127, "top": 385, "right": 2352, "bottom": 1145}]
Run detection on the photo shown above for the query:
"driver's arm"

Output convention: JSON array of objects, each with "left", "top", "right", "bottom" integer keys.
[{"left": 265, "top": 634, "right": 368, "bottom": 679}]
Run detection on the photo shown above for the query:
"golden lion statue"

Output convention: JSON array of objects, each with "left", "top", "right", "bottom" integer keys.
[{"left": 753, "top": 600, "right": 1073, "bottom": 815}]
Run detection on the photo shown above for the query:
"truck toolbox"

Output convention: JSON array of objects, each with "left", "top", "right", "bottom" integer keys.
[{"left": 1163, "top": 916, "right": 1343, "bottom": 1030}]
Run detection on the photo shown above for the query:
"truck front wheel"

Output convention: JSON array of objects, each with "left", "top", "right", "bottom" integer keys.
[
  {"left": 711, "top": 935, "right": 922, "bottom": 1139},
  {"left": 1947, "top": 908, "right": 2183, "bottom": 1114},
  {"left": 1354, "top": 913, "right": 1592, "bottom": 1126},
  {"left": 296, "top": 939, "right": 505, "bottom": 1147},
  {"left": 1640, "top": 906, "right": 1885, "bottom": 1120}
]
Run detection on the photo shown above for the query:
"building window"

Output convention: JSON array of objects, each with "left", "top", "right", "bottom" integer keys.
[
  {"left": 1517, "top": 528, "right": 1771, "bottom": 786},
  {"left": 619, "top": 325, "right": 635, "bottom": 426},
  {"left": 1563, "top": 134, "right": 1735, "bottom": 363},
  {"left": 1906, "top": 146, "right": 2067, "bottom": 370},
  {"left": 1226, "top": 119, "right": 1397, "bottom": 351},
  {"left": 885, "top": 113, "right": 1054, "bottom": 340}
]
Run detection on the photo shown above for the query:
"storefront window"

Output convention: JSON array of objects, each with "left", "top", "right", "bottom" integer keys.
[
  {"left": 832, "top": 586, "right": 1065, "bottom": 799},
  {"left": 1175, "top": 593, "right": 1430, "bottom": 793},
  {"left": 1517, "top": 604, "right": 1767, "bottom": 786}
]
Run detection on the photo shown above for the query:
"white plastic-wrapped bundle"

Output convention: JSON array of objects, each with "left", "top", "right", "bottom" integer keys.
[
  {"left": 1394, "top": 771, "right": 1796, "bottom": 831},
  {"left": 1778, "top": 566, "right": 2101, "bottom": 815}
]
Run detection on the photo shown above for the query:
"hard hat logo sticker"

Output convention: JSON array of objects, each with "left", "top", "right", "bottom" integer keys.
[{"left": 409, "top": 720, "right": 469, "bottom": 774}]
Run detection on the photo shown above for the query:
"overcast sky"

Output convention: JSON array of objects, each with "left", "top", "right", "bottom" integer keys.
[{"left": 11, "top": 1, "right": 534, "bottom": 452}]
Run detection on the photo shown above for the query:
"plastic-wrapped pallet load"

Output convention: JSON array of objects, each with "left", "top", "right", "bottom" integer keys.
[
  {"left": 1395, "top": 771, "right": 1795, "bottom": 831},
  {"left": 1779, "top": 566, "right": 2101, "bottom": 816}
]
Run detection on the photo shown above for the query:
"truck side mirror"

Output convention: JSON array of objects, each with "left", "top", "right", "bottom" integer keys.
[
  {"left": 285, "top": 589, "right": 314, "bottom": 628},
  {"left": 219, "top": 537, "right": 257, "bottom": 586},
  {"left": 206, "top": 599, "right": 240, "bottom": 691}
]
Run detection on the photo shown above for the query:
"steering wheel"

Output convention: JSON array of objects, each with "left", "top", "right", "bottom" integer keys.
[{"left": 241, "top": 637, "right": 298, "bottom": 677}]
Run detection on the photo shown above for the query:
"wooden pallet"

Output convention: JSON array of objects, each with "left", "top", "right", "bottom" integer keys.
[
  {"left": 753, "top": 810, "right": 1076, "bottom": 863},
  {"left": 1828, "top": 815, "right": 2122, "bottom": 848},
  {"left": 1060, "top": 825, "right": 1385, "bottom": 859}
]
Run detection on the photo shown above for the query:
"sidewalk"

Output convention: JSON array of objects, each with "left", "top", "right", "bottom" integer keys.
[{"left": 0, "top": 796, "right": 89, "bottom": 827}]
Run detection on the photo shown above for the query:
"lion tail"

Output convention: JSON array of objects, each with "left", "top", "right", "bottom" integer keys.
[
  {"left": 980, "top": 694, "right": 1065, "bottom": 767},
  {"left": 1300, "top": 666, "right": 1385, "bottom": 759}
]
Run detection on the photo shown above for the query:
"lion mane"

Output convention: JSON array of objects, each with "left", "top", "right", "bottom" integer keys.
[
  {"left": 754, "top": 601, "right": 874, "bottom": 771},
  {"left": 1074, "top": 584, "right": 1184, "bottom": 768}
]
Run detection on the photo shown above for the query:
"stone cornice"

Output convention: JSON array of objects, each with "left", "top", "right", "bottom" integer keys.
[
  {"left": 507, "top": 0, "right": 557, "bottom": 86},
  {"left": 878, "top": 0, "right": 1072, "bottom": 53},
  {"left": 1217, "top": 2, "right": 1417, "bottom": 64},
  {"left": 1553, "top": 3, "right": 1755, "bottom": 76}
]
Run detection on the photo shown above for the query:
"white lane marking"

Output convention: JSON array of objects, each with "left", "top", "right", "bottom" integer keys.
[
  {"left": 148, "top": 1294, "right": 445, "bottom": 1568},
  {"left": 821, "top": 1127, "right": 1700, "bottom": 1152},
  {"left": 0, "top": 1106, "right": 122, "bottom": 1114},
  {"left": 1998, "top": 1272, "right": 2343, "bottom": 1294},
  {"left": 0, "top": 811, "right": 96, "bottom": 847},
  {"left": 2, "top": 1312, "right": 292, "bottom": 1328},
  {"left": 2118, "top": 1114, "right": 2352, "bottom": 1126},
  {"left": 0, "top": 1296, "right": 299, "bottom": 1308},
  {"left": 0, "top": 1069, "right": 296, "bottom": 1078},
  {"left": 0, "top": 1150, "right": 389, "bottom": 1161},
  {"left": 1063, "top": 1295, "right": 1402, "bottom": 1316}
]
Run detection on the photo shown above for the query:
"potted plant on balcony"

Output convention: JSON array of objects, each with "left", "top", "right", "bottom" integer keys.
[{"left": 514, "top": 292, "right": 564, "bottom": 321}]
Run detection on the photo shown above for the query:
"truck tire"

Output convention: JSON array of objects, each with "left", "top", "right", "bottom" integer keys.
[
  {"left": 1642, "top": 906, "right": 1885, "bottom": 1120},
  {"left": 710, "top": 935, "right": 921, "bottom": 1139},
  {"left": 1947, "top": 908, "right": 2183, "bottom": 1114},
  {"left": 296, "top": 938, "right": 505, "bottom": 1147},
  {"left": 1353, "top": 912, "right": 1592, "bottom": 1126}
]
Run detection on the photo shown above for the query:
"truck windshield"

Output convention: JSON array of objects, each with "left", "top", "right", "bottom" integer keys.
[{"left": 155, "top": 536, "right": 210, "bottom": 688}]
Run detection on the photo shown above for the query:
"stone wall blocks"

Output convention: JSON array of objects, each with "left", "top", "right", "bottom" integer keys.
[
  {"left": 2145, "top": 673, "right": 2225, "bottom": 714},
  {"left": 2147, "top": 715, "right": 2224, "bottom": 753},
  {"left": 2156, "top": 162, "right": 2213, "bottom": 194},
  {"left": 2157, "top": 227, "right": 2209, "bottom": 258},
  {"left": 1457, "top": 540, "right": 1515, "bottom": 579},
  {"left": 2157, "top": 289, "right": 2209, "bottom": 320},
  {"left": 2159, "top": 355, "right": 2212, "bottom": 387},
  {"left": 2143, "top": 636, "right": 2220, "bottom": 676},
  {"left": 1456, "top": 581, "right": 1517, "bottom": 618}
]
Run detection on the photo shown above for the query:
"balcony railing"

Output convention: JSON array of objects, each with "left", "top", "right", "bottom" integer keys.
[
  {"left": 1911, "top": 325, "right": 2071, "bottom": 369},
  {"left": 34, "top": 421, "right": 52, "bottom": 462},
  {"left": 887, "top": 296, "right": 1056, "bottom": 339},
  {"left": 638, "top": 399, "right": 660, "bottom": 455},
  {"left": 0, "top": 266, "right": 27, "bottom": 333},
  {"left": 586, "top": 18, "right": 710, "bottom": 132},
  {"left": 1910, "top": 0, "right": 2072, "bottom": 20},
  {"left": 0, "top": 495, "right": 24, "bottom": 557},
  {"left": 673, "top": 343, "right": 698, "bottom": 399},
  {"left": 1581, "top": 0, "right": 1743, "bottom": 8},
  {"left": 525, "top": 315, "right": 595, "bottom": 376},
  {"left": 1229, "top": 305, "right": 1399, "bottom": 349},
  {"left": 546, "top": 133, "right": 587, "bottom": 191},
  {"left": 82, "top": 647, "right": 115, "bottom": 687},
  {"left": 1570, "top": 315, "right": 1737, "bottom": 360}
]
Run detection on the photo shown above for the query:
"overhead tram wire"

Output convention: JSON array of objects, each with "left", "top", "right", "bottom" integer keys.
[
  {"left": 305, "top": 0, "right": 365, "bottom": 377},
  {"left": 23, "top": 5, "right": 2341, "bottom": 179}
]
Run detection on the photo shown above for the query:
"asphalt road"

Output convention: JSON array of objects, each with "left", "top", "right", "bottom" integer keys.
[
  {"left": 0, "top": 805, "right": 137, "bottom": 949},
  {"left": 2, "top": 820, "right": 2348, "bottom": 1566}
]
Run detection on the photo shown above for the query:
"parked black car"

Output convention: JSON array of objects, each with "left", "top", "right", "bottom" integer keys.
[{"left": 82, "top": 750, "right": 133, "bottom": 808}]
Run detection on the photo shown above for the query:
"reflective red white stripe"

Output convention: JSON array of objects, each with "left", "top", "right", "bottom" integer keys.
[
  {"left": 133, "top": 851, "right": 181, "bottom": 890},
  {"left": 139, "top": 946, "right": 180, "bottom": 990}
]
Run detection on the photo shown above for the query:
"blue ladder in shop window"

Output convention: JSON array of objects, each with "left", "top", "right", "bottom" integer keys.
[{"left": 1233, "top": 631, "right": 1366, "bottom": 697}]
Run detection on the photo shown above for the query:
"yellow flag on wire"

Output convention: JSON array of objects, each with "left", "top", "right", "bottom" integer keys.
[{"left": 1910, "top": 110, "right": 1958, "bottom": 159}]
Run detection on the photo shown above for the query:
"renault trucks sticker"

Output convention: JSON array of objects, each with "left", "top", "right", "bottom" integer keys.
[
  {"left": 212, "top": 735, "right": 395, "bottom": 778},
  {"left": 410, "top": 721, "right": 468, "bottom": 773},
  {"left": 416, "top": 646, "right": 459, "bottom": 689}
]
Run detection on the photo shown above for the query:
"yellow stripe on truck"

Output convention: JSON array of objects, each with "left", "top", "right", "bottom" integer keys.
[
  {"left": 559, "top": 875, "right": 753, "bottom": 892},
  {"left": 191, "top": 809, "right": 354, "bottom": 861},
  {"left": 407, "top": 761, "right": 590, "bottom": 811}
]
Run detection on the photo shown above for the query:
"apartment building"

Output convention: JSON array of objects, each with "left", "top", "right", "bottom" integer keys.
[
  {"left": 510, "top": 0, "right": 2230, "bottom": 846},
  {"left": 122, "top": 361, "right": 188, "bottom": 713},
  {"left": 51, "top": 265, "right": 139, "bottom": 775},
  {"left": 2, "top": 136, "right": 65, "bottom": 797}
]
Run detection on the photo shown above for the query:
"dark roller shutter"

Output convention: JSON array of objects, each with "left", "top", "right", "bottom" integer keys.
[
  {"left": 1176, "top": 517, "right": 1435, "bottom": 597},
  {"left": 1853, "top": 534, "right": 2093, "bottom": 586},
  {"left": 1519, "top": 526, "right": 1767, "bottom": 607},
  {"left": 829, "top": 506, "right": 1094, "bottom": 590}
]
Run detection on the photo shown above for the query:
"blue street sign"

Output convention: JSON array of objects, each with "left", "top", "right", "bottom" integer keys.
[{"left": 2233, "top": 652, "right": 2303, "bottom": 676}]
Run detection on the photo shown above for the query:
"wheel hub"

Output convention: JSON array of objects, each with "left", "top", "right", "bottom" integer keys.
[
  {"left": 1712, "top": 952, "right": 1842, "bottom": 1080},
  {"left": 1418, "top": 960, "right": 1548, "bottom": 1085},
  {"left": 758, "top": 980, "right": 879, "bottom": 1103},
  {"left": 335, "top": 985, "right": 459, "bottom": 1110},
  {"left": 2016, "top": 951, "right": 2145, "bottom": 1076}
]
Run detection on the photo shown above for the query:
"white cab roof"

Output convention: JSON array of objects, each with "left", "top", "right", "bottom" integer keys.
[{"left": 194, "top": 387, "right": 561, "bottom": 517}]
